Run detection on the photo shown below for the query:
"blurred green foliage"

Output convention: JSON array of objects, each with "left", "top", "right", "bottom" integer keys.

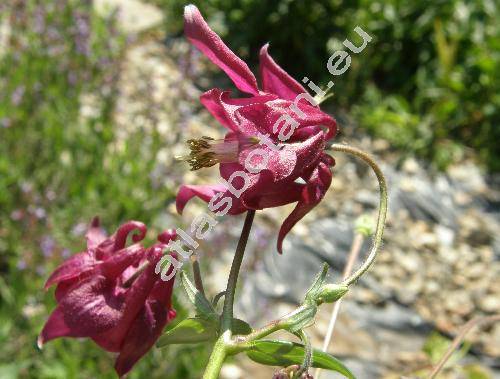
[
  {"left": 0, "top": 1, "right": 206, "bottom": 377},
  {"left": 159, "top": 0, "right": 500, "bottom": 171},
  {"left": 414, "top": 332, "right": 493, "bottom": 378}
]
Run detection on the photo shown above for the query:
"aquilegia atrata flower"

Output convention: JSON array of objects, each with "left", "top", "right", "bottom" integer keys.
[
  {"left": 177, "top": 5, "right": 337, "bottom": 253},
  {"left": 39, "top": 218, "right": 177, "bottom": 377}
]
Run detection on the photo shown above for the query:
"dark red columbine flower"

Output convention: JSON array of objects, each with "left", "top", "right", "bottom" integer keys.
[
  {"left": 39, "top": 218, "right": 177, "bottom": 377},
  {"left": 177, "top": 5, "right": 336, "bottom": 253}
]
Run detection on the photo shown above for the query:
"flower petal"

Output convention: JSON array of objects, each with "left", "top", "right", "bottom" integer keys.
[
  {"left": 99, "top": 244, "right": 145, "bottom": 280},
  {"left": 112, "top": 221, "right": 147, "bottom": 251},
  {"left": 200, "top": 89, "right": 239, "bottom": 132},
  {"left": 236, "top": 99, "right": 337, "bottom": 141},
  {"left": 277, "top": 162, "right": 333, "bottom": 253},
  {"left": 176, "top": 184, "right": 227, "bottom": 214},
  {"left": 44, "top": 251, "right": 95, "bottom": 289},
  {"left": 242, "top": 178, "right": 304, "bottom": 210},
  {"left": 200, "top": 89, "right": 276, "bottom": 134},
  {"left": 184, "top": 5, "right": 259, "bottom": 95},
  {"left": 237, "top": 130, "right": 324, "bottom": 184},
  {"left": 91, "top": 249, "right": 162, "bottom": 352},
  {"left": 38, "top": 307, "right": 75, "bottom": 347},
  {"left": 259, "top": 44, "right": 308, "bottom": 100},
  {"left": 58, "top": 275, "right": 124, "bottom": 336},
  {"left": 114, "top": 300, "right": 174, "bottom": 377}
]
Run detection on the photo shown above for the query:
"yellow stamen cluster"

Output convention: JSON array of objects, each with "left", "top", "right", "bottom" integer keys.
[{"left": 178, "top": 136, "right": 239, "bottom": 171}]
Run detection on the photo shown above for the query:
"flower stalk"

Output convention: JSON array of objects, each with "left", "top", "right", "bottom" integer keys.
[
  {"left": 203, "top": 210, "right": 256, "bottom": 379},
  {"left": 191, "top": 253, "right": 205, "bottom": 295},
  {"left": 329, "top": 144, "right": 388, "bottom": 287}
]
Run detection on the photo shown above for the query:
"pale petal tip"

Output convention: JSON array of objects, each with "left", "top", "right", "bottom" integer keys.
[
  {"left": 184, "top": 4, "right": 198, "bottom": 21},
  {"left": 36, "top": 334, "right": 44, "bottom": 350}
]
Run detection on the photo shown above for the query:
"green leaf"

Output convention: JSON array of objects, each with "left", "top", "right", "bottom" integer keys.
[
  {"left": 157, "top": 317, "right": 252, "bottom": 347},
  {"left": 246, "top": 340, "right": 355, "bottom": 379},
  {"left": 232, "top": 318, "right": 252, "bottom": 336},
  {"left": 157, "top": 318, "right": 216, "bottom": 347},
  {"left": 180, "top": 271, "right": 218, "bottom": 321}
]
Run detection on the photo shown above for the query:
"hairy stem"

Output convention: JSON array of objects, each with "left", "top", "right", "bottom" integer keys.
[
  {"left": 427, "top": 314, "right": 500, "bottom": 379},
  {"left": 202, "top": 333, "right": 229, "bottom": 379},
  {"left": 329, "top": 144, "right": 388, "bottom": 287},
  {"left": 294, "top": 330, "right": 312, "bottom": 378},
  {"left": 203, "top": 210, "right": 255, "bottom": 379},
  {"left": 221, "top": 210, "right": 255, "bottom": 331},
  {"left": 191, "top": 253, "right": 205, "bottom": 295},
  {"left": 237, "top": 319, "right": 285, "bottom": 344}
]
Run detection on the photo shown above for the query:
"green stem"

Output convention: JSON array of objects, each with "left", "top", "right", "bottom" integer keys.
[
  {"left": 293, "top": 330, "right": 312, "bottom": 379},
  {"left": 236, "top": 304, "right": 311, "bottom": 346},
  {"left": 191, "top": 254, "right": 205, "bottom": 295},
  {"left": 221, "top": 210, "right": 255, "bottom": 331},
  {"left": 330, "top": 144, "right": 388, "bottom": 287},
  {"left": 202, "top": 210, "right": 256, "bottom": 379},
  {"left": 238, "top": 319, "right": 284, "bottom": 344},
  {"left": 202, "top": 332, "right": 229, "bottom": 379}
]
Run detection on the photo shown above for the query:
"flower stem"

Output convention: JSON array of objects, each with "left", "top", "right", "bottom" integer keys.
[
  {"left": 202, "top": 210, "right": 255, "bottom": 379},
  {"left": 329, "top": 144, "right": 388, "bottom": 287},
  {"left": 191, "top": 253, "right": 205, "bottom": 295},
  {"left": 202, "top": 332, "right": 229, "bottom": 379},
  {"left": 221, "top": 210, "right": 255, "bottom": 331},
  {"left": 294, "top": 330, "right": 312, "bottom": 378}
]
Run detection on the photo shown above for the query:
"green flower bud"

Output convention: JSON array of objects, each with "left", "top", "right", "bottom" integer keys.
[{"left": 315, "top": 284, "right": 348, "bottom": 304}]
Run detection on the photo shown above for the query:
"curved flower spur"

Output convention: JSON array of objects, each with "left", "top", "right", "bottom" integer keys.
[
  {"left": 177, "top": 5, "right": 338, "bottom": 253},
  {"left": 38, "top": 218, "right": 178, "bottom": 377}
]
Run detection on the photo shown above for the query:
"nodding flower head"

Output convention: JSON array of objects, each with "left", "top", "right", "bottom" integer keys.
[
  {"left": 177, "top": 5, "right": 337, "bottom": 254},
  {"left": 39, "top": 218, "right": 178, "bottom": 377}
]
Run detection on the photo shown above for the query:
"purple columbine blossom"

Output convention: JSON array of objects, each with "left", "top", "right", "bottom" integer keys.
[
  {"left": 177, "top": 5, "right": 337, "bottom": 254},
  {"left": 39, "top": 218, "right": 178, "bottom": 376}
]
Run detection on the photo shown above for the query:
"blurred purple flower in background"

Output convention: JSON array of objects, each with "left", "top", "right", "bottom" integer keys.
[
  {"left": 10, "top": 209, "right": 24, "bottom": 221},
  {"left": 61, "top": 248, "right": 71, "bottom": 258},
  {"left": 17, "top": 260, "right": 27, "bottom": 271},
  {"left": 71, "top": 222, "right": 88, "bottom": 237},
  {"left": 72, "top": 10, "right": 90, "bottom": 56},
  {"left": 11, "top": 85, "right": 25, "bottom": 106},
  {"left": 33, "top": 5, "right": 46, "bottom": 34},
  {"left": 1, "top": 118, "right": 12, "bottom": 128},
  {"left": 41, "top": 236, "right": 55, "bottom": 258},
  {"left": 36, "top": 266, "right": 46, "bottom": 277}
]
